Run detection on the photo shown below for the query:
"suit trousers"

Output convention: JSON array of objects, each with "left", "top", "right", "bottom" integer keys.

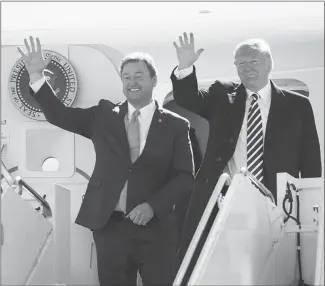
[{"left": 93, "top": 212, "right": 177, "bottom": 286}]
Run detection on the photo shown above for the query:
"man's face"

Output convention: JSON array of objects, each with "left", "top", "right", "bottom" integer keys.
[
  {"left": 234, "top": 47, "right": 271, "bottom": 92},
  {"left": 121, "top": 61, "right": 157, "bottom": 107}
]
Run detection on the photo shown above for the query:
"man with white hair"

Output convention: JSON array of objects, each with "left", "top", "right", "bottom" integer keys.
[{"left": 171, "top": 32, "right": 321, "bottom": 273}]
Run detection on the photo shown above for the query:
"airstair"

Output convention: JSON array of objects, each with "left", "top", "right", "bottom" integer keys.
[
  {"left": 1, "top": 161, "right": 323, "bottom": 285},
  {"left": 1, "top": 158, "right": 99, "bottom": 285},
  {"left": 174, "top": 169, "right": 324, "bottom": 286}
]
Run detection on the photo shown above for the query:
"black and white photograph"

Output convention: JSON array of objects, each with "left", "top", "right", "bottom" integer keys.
[{"left": 1, "top": 2, "right": 324, "bottom": 285}]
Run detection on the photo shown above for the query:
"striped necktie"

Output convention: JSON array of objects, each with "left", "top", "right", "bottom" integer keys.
[{"left": 247, "top": 93, "right": 264, "bottom": 183}]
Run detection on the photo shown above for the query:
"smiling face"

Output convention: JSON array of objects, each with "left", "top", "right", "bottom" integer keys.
[
  {"left": 234, "top": 46, "right": 272, "bottom": 92},
  {"left": 121, "top": 60, "right": 157, "bottom": 108}
]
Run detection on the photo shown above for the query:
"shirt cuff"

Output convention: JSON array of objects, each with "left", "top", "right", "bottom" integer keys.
[
  {"left": 174, "top": 66, "right": 194, "bottom": 80},
  {"left": 30, "top": 77, "right": 46, "bottom": 93}
]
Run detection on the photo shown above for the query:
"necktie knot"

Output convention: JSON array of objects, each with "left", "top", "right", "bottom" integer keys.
[
  {"left": 131, "top": 110, "right": 141, "bottom": 121},
  {"left": 251, "top": 93, "right": 259, "bottom": 101}
]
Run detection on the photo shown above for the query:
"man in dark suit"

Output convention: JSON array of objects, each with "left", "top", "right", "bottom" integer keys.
[
  {"left": 18, "top": 36, "right": 194, "bottom": 285},
  {"left": 171, "top": 32, "right": 322, "bottom": 272}
]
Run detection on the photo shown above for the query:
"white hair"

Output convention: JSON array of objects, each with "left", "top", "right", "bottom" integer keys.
[{"left": 234, "top": 39, "right": 274, "bottom": 70}]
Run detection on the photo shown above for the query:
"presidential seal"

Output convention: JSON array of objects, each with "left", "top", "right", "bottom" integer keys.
[{"left": 8, "top": 50, "right": 78, "bottom": 120}]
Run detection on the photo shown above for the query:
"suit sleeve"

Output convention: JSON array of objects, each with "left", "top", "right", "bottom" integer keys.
[
  {"left": 300, "top": 98, "right": 322, "bottom": 177},
  {"left": 171, "top": 65, "right": 217, "bottom": 120},
  {"left": 147, "top": 119, "right": 195, "bottom": 217},
  {"left": 31, "top": 81, "right": 96, "bottom": 139}
]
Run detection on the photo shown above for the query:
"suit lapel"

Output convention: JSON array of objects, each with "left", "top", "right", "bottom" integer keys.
[
  {"left": 264, "top": 81, "right": 287, "bottom": 165},
  {"left": 101, "top": 100, "right": 131, "bottom": 163},
  {"left": 229, "top": 83, "right": 247, "bottom": 139},
  {"left": 115, "top": 100, "right": 131, "bottom": 159}
]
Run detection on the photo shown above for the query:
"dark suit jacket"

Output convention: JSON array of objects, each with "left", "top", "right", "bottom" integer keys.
[
  {"left": 174, "top": 127, "right": 202, "bottom": 241},
  {"left": 31, "top": 82, "right": 194, "bottom": 233},
  {"left": 171, "top": 66, "right": 322, "bottom": 261}
]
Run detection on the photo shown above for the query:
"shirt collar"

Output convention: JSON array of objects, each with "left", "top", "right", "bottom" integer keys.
[
  {"left": 245, "top": 81, "right": 272, "bottom": 101},
  {"left": 127, "top": 100, "right": 156, "bottom": 121}
]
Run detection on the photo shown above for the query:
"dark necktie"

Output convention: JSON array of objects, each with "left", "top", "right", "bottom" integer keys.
[{"left": 247, "top": 93, "right": 264, "bottom": 183}]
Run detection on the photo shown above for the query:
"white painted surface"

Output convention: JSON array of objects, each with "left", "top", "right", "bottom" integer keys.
[
  {"left": 179, "top": 173, "right": 322, "bottom": 285},
  {"left": 54, "top": 185, "right": 71, "bottom": 285},
  {"left": 189, "top": 174, "right": 276, "bottom": 285},
  {"left": 1, "top": 188, "right": 53, "bottom": 285},
  {"left": 57, "top": 182, "right": 99, "bottom": 286}
]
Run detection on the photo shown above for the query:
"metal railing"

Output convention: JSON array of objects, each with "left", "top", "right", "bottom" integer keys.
[
  {"left": 1, "top": 160, "right": 52, "bottom": 218},
  {"left": 240, "top": 167, "right": 276, "bottom": 205},
  {"left": 15, "top": 176, "right": 52, "bottom": 218},
  {"left": 173, "top": 173, "right": 231, "bottom": 285}
]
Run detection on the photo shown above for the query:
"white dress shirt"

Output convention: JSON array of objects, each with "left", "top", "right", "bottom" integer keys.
[
  {"left": 174, "top": 66, "right": 272, "bottom": 179},
  {"left": 30, "top": 76, "right": 46, "bottom": 92}
]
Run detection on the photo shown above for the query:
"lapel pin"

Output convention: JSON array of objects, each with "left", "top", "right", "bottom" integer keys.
[
  {"left": 227, "top": 92, "right": 236, "bottom": 104},
  {"left": 158, "top": 118, "right": 162, "bottom": 123}
]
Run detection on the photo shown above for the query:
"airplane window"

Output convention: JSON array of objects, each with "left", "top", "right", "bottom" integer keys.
[{"left": 42, "top": 157, "right": 60, "bottom": 172}]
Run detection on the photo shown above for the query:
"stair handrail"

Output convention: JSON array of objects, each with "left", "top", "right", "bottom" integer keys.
[
  {"left": 240, "top": 167, "right": 276, "bottom": 205},
  {"left": 1, "top": 160, "right": 52, "bottom": 218},
  {"left": 15, "top": 176, "right": 52, "bottom": 218}
]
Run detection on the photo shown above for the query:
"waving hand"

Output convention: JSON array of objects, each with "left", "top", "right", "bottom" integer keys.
[
  {"left": 17, "top": 36, "right": 52, "bottom": 82},
  {"left": 173, "top": 32, "right": 204, "bottom": 70}
]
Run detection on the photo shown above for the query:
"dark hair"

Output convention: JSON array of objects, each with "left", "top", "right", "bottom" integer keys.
[{"left": 119, "top": 52, "right": 158, "bottom": 78}]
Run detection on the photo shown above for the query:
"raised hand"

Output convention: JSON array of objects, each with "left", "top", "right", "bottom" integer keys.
[
  {"left": 17, "top": 36, "right": 52, "bottom": 80},
  {"left": 173, "top": 32, "right": 204, "bottom": 70}
]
